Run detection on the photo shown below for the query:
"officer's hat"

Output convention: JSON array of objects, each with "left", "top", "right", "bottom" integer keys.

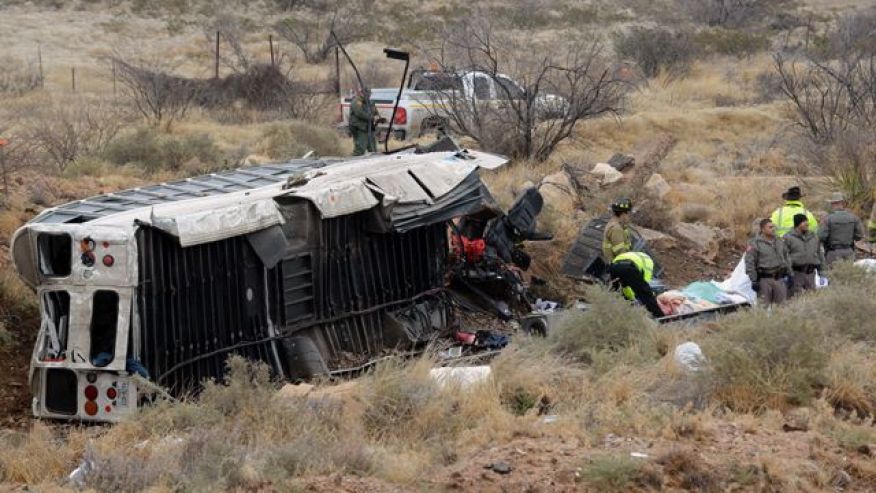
[
  {"left": 782, "top": 186, "right": 803, "bottom": 200},
  {"left": 827, "top": 192, "right": 846, "bottom": 203}
]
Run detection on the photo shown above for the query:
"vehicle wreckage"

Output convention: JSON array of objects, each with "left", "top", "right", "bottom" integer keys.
[{"left": 10, "top": 140, "right": 553, "bottom": 422}]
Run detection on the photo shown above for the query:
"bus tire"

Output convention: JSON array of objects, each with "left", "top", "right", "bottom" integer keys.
[{"left": 281, "top": 335, "right": 328, "bottom": 380}]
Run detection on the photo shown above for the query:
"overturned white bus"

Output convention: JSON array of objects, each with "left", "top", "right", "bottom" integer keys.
[{"left": 10, "top": 147, "right": 507, "bottom": 422}]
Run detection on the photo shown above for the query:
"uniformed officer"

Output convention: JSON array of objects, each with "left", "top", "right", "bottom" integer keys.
[
  {"left": 819, "top": 192, "right": 864, "bottom": 267},
  {"left": 608, "top": 251, "right": 663, "bottom": 318},
  {"left": 603, "top": 198, "right": 633, "bottom": 262},
  {"left": 770, "top": 186, "right": 818, "bottom": 237},
  {"left": 349, "top": 87, "right": 382, "bottom": 156},
  {"left": 784, "top": 214, "right": 823, "bottom": 295},
  {"left": 869, "top": 203, "right": 876, "bottom": 252},
  {"left": 746, "top": 218, "right": 792, "bottom": 306}
]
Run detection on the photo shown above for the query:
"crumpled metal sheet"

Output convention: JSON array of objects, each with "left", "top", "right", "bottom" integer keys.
[
  {"left": 149, "top": 199, "right": 284, "bottom": 247},
  {"left": 287, "top": 150, "right": 507, "bottom": 219}
]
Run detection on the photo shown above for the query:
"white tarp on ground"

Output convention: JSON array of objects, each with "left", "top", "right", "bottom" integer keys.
[
  {"left": 855, "top": 258, "right": 876, "bottom": 274},
  {"left": 715, "top": 255, "right": 757, "bottom": 304}
]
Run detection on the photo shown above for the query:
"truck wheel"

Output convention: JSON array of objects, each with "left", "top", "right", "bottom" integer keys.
[
  {"left": 419, "top": 117, "right": 447, "bottom": 137},
  {"left": 280, "top": 335, "right": 328, "bottom": 380}
]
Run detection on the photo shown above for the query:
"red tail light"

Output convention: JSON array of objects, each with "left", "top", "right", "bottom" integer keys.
[
  {"left": 102, "top": 255, "right": 114, "bottom": 267},
  {"left": 106, "top": 387, "right": 117, "bottom": 400},
  {"left": 84, "top": 385, "right": 98, "bottom": 401},
  {"left": 393, "top": 107, "right": 407, "bottom": 125}
]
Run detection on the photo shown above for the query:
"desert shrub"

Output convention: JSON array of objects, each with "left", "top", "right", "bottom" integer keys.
[
  {"left": 694, "top": 29, "right": 770, "bottom": 58},
  {"left": 704, "top": 308, "right": 828, "bottom": 412},
  {"left": 0, "top": 423, "right": 82, "bottom": 484},
  {"left": 0, "top": 56, "right": 42, "bottom": 95},
  {"left": 548, "top": 286, "right": 660, "bottom": 372},
  {"left": 582, "top": 455, "right": 649, "bottom": 491},
  {"left": 491, "top": 342, "right": 586, "bottom": 415},
  {"left": 27, "top": 99, "right": 126, "bottom": 173},
  {"left": 62, "top": 156, "right": 112, "bottom": 178},
  {"left": 823, "top": 345, "right": 876, "bottom": 419},
  {"left": 360, "top": 358, "right": 443, "bottom": 440},
  {"left": 255, "top": 121, "right": 344, "bottom": 159},
  {"left": 613, "top": 27, "right": 699, "bottom": 79},
  {"left": 104, "top": 127, "right": 225, "bottom": 173}
]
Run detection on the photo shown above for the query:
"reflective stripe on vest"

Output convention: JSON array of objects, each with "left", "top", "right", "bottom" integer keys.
[{"left": 612, "top": 251, "right": 654, "bottom": 283}]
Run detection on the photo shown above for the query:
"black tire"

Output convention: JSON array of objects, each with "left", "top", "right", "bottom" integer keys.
[
  {"left": 280, "top": 335, "right": 329, "bottom": 380},
  {"left": 418, "top": 117, "right": 448, "bottom": 137}
]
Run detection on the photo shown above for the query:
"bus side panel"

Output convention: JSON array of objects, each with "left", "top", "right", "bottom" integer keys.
[{"left": 136, "top": 226, "right": 281, "bottom": 395}]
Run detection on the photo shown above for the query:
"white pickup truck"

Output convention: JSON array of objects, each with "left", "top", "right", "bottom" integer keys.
[{"left": 338, "top": 70, "right": 565, "bottom": 141}]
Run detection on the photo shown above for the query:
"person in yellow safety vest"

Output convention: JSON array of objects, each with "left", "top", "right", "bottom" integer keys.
[
  {"left": 603, "top": 198, "right": 633, "bottom": 262},
  {"left": 770, "top": 186, "right": 818, "bottom": 237},
  {"left": 608, "top": 251, "right": 664, "bottom": 318},
  {"left": 869, "top": 203, "right": 876, "bottom": 246}
]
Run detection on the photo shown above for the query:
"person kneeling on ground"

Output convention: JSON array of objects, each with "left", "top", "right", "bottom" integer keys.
[
  {"left": 784, "top": 213, "right": 823, "bottom": 296},
  {"left": 746, "top": 218, "right": 793, "bottom": 306},
  {"left": 608, "top": 251, "right": 664, "bottom": 318}
]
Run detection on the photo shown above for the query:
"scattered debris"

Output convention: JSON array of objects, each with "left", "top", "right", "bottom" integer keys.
[
  {"left": 854, "top": 258, "right": 876, "bottom": 274},
  {"left": 438, "top": 346, "right": 464, "bottom": 359},
  {"left": 590, "top": 162, "right": 624, "bottom": 186},
  {"left": 674, "top": 342, "right": 705, "bottom": 372},
  {"left": 644, "top": 173, "right": 671, "bottom": 199},
  {"left": 630, "top": 452, "right": 650, "bottom": 459},
  {"left": 831, "top": 469, "right": 851, "bottom": 490},
  {"left": 430, "top": 366, "right": 492, "bottom": 389},
  {"left": 484, "top": 462, "right": 513, "bottom": 475},
  {"left": 542, "top": 415, "right": 559, "bottom": 424}
]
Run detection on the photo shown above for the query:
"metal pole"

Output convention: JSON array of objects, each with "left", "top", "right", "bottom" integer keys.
[
  {"left": 37, "top": 43, "right": 44, "bottom": 89},
  {"left": 385, "top": 58, "right": 409, "bottom": 152},
  {"left": 71, "top": 67, "right": 76, "bottom": 92},
  {"left": 214, "top": 30, "right": 220, "bottom": 79},
  {"left": 334, "top": 45, "right": 341, "bottom": 98},
  {"left": 269, "top": 35, "right": 275, "bottom": 68},
  {"left": 112, "top": 61, "right": 117, "bottom": 96}
]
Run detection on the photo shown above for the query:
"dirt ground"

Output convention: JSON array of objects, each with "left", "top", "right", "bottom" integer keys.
[{"left": 296, "top": 422, "right": 876, "bottom": 492}]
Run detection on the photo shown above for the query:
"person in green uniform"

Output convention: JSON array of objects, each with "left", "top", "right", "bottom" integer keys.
[{"left": 349, "top": 87, "right": 382, "bottom": 156}]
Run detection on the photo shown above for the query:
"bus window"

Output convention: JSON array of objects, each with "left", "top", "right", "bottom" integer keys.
[
  {"left": 39, "top": 291, "right": 70, "bottom": 360},
  {"left": 38, "top": 233, "right": 72, "bottom": 277},
  {"left": 90, "top": 291, "right": 119, "bottom": 367}
]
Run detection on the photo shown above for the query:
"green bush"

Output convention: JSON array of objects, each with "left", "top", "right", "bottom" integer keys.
[
  {"left": 256, "top": 122, "right": 344, "bottom": 160},
  {"left": 548, "top": 286, "right": 660, "bottom": 372},
  {"left": 582, "top": 455, "right": 647, "bottom": 491},
  {"left": 703, "top": 309, "right": 828, "bottom": 412},
  {"left": 694, "top": 29, "right": 771, "bottom": 58},
  {"left": 103, "top": 128, "right": 225, "bottom": 173},
  {"left": 613, "top": 27, "right": 699, "bottom": 79}
]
